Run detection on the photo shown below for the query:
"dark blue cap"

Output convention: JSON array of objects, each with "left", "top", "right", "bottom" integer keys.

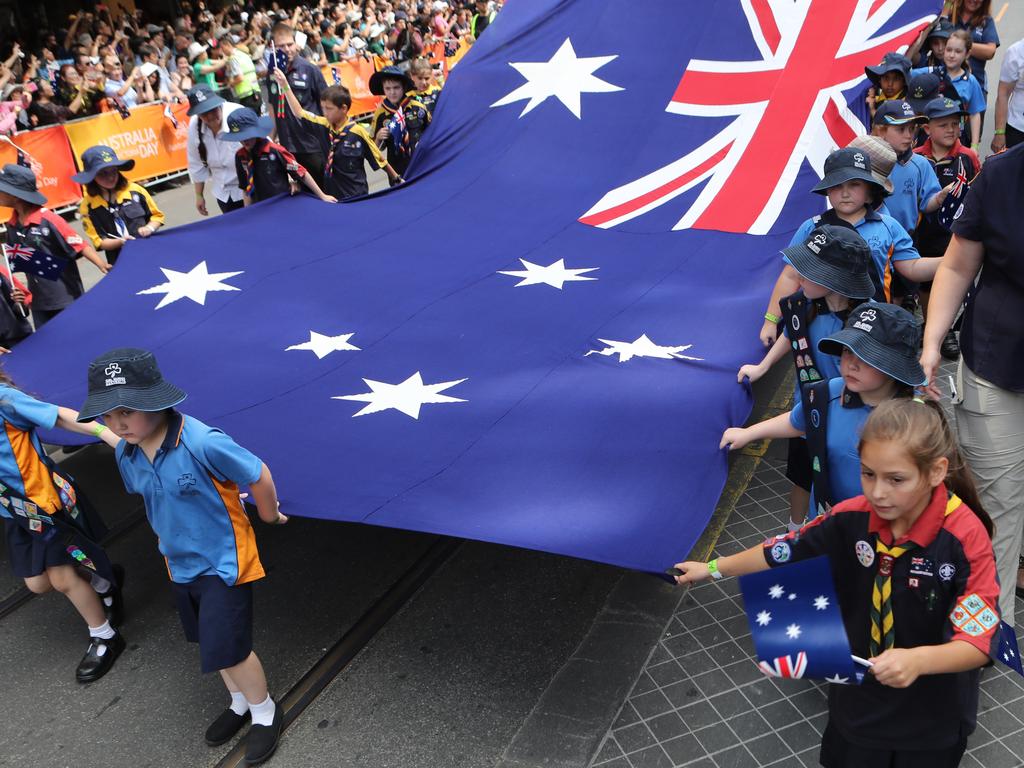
[
  {"left": 219, "top": 107, "right": 274, "bottom": 142},
  {"left": 872, "top": 100, "right": 927, "bottom": 126}
]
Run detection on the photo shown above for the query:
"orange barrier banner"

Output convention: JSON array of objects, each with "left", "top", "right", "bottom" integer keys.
[
  {"left": 64, "top": 102, "right": 190, "bottom": 184},
  {"left": 0, "top": 126, "right": 81, "bottom": 220},
  {"left": 322, "top": 59, "right": 381, "bottom": 116},
  {"left": 447, "top": 38, "right": 473, "bottom": 71}
]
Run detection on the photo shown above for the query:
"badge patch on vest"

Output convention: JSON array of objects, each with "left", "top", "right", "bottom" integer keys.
[
  {"left": 950, "top": 593, "right": 999, "bottom": 637},
  {"left": 938, "top": 562, "right": 956, "bottom": 581},
  {"left": 769, "top": 541, "right": 791, "bottom": 563},
  {"left": 855, "top": 540, "right": 874, "bottom": 568}
]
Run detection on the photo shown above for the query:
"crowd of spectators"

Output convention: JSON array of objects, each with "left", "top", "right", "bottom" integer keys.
[{"left": 0, "top": 0, "right": 499, "bottom": 134}]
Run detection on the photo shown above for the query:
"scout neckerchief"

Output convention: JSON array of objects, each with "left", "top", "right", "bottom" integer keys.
[
  {"left": 869, "top": 493, "right": 962, "bottom": 656},
  {"left": 324, "top": 120, "right": 356, "bottom": 176},
  {"left": 781, "top": 289, "right": 834, "bottom": 515},
  {"left": 0, "top": 452, "right": 115, "bottom": 585}
]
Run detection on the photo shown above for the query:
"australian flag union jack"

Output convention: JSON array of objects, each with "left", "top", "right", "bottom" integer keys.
[{"left": 3, "top": 244, "right": 68, "bottom": 282}]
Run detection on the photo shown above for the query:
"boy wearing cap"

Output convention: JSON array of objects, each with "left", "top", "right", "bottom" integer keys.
[
  {"left": 272, "top": 69, "right": 399, "bottom": 199},
  {"left": 79, "top": 348, "right": 287, "bottom": 764},
  {"left": 221, "top": 107, "right": 336, "bottom": 206},
  {"left": 760, "top": 148, "right": 939, "bottom": 346},
  {"left": 865, "top": 52, "right": 911, "bottom": 120},
  {"left": 0, "top": 164, "right": 109, "bottom": 329}
]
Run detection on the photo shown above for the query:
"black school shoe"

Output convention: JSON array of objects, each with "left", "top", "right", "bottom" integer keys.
[
  {"left": 940, "top": 330, "right": 960, "bottom": 361},
  {"left": 75, "top": 631, "right": 125, "bottom": 683},
  {"left": 206, "top": 708, "right": 251, "bottom": 746},
  {"left": 244, "top": 700, "right": 283, "bottom": 765},
  {"left": 98, "top": 564, "right": 126, "bottom": 627}
]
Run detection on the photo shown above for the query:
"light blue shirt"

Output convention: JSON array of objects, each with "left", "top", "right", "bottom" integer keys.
[
  {"left": 0, "top": 385, "right": 58, "bottom": 518},
  {"left": 885, "top": 153, "right": 941, "bottom": 234}
]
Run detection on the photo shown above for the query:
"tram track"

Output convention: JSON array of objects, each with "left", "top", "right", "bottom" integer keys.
[{"left": 212, "top": 535, "right": 462, "bottom": 768}]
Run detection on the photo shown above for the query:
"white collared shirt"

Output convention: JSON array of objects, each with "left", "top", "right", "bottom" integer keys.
[
  {"left": 999, "top": 39, "right": 1024, "bottom": 133},
  {"left": 186, "top": 101, "right": 245, "bottom": 202}
]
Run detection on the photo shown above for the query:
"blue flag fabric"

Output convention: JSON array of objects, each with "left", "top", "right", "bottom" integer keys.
[
  {"left": 740, "top": 556, "right": 859, "bottom": 683},
  {"left": 996, "top": 620, "right": 1024, "bottom": 677},
  {"left": 4, "top": 244, "right": 68, "bottom": 282},
  {"left": 2, "top": 1, "right": 934, "bottom": 573}
]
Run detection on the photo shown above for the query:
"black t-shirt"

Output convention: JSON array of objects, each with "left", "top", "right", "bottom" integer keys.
[
  {"left": 267, "top": 56, "right": 328, "bottom": 156},
  {"left": 951, "top": 145, "right": 1024, "bottom": 391}
]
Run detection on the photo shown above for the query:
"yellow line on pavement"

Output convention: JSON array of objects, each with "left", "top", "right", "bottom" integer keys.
[{"left": 996, "top": 2, "right": 1009, "bottom": 23}]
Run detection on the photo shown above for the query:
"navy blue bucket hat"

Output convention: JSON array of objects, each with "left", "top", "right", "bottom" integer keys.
[
  {"left": 818, "top": 303, "right": 926, "bottom": 387},
  {"left": 781, "top": 225, "right": 875, "bottom": 301},
  {"left": 865, "top": 52, "right": 911, "bottom": 89},
  {"left": 0, "top": 163, "right": 46, "bottom": 205},
  {"left": 186, "top": 84, "right": 225, "bottom": 117},
  {"left": 219, "top": 107, "right": 274, "bottom": 142},
  {"left": 369, "top": 66, "right": 413, "bottom": 96},
  {"left": 811, "top": 148, "right": 880, "bottom": 195},
  {"left": 71, "top": 145, "right": 135, "bottom": 185},
  {"left": 78, "top": 348, "right": 187, "bottom": 421}
]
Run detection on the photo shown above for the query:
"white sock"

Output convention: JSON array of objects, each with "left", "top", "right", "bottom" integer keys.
[
  {"left": 247, "top": 694, "right": 276, "bottom": 727},
  {"left": 229, "top": 690, "right": 249, "bottom": 716},
  {"left": 788, "top": 519, "right": 804, "bottom": 533},
  {"left": 91, "top": 574, "right": 112, "bottom": 594},
  {"left": 88, "top": 620, "right": 116, "bottom": 640}
]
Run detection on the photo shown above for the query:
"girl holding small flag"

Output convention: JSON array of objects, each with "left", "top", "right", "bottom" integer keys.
[
  {"left": 676, "top": 397, "right": 999, "bottom": 768},
  {"left": 737, "top": 224, "right": 875, "bottom": 532},
  {"left": 75, "top": 145, "right": 166, "bottom": 266}
]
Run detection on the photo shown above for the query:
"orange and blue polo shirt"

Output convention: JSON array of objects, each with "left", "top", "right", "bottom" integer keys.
[
  {"left": 115, "top": 411, "right": 265, "bottom": 586},
  {"left": 0, "top": 384, "right": 62, "bottom": 518}
]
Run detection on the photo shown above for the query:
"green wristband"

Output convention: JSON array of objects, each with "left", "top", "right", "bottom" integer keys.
[
  {"left": 994, "top": 129, "right": 1006, "bottom": 135},
  {"left": 707, "top": 558, "right": 723, "bottom": 580},
  {"left": 764, "top": 312, "right": 781, "bottom": 325},
  {"left": 91, "top": 424, "right": 107, "bottom": 438}
]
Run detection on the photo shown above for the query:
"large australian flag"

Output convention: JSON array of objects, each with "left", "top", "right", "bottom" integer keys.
[{"left": 4, "top": 1, "right": 935, "bottom": 573}]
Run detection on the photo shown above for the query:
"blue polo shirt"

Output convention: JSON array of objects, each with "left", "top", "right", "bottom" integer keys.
[
  {"left": 115, "top": 411, "right": 265, "bottom": 586},
  {"left": 789, "top": 377, "right": 873, "bottom": 514},
  {"left": 0, "top": 385, "right": 61, "bottom": 518},
  {"left": 910, "top": 66, "right": 986, "bottom": 114},
  {"left": 789, "top": 209, "right": 918, "bottom": 301},
  {"left": 885, "top": 151, "right": 941, "bottom": 235}
]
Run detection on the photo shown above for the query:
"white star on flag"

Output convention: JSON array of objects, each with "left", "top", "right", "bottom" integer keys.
[
  {"left": 756, "top": 610, "right": 771, "bottom": 627},
  {"left": 286, "top": 331, "right": 360, "bottom": 359},
  {"left": 824, "top": 674, "right": 850, "bottom": 685},
  {"left": 786, "top": 623, "right": 802, "bottom": 640},
  {"left": 768, "top": 585, "right": 784, "bottom": 599},
  {"left": 585, "top": 334, "right": 703, "bottom": 363},
  {"left": 814, "top": 595, "right": 830, "bottom": 611},
  {"left": 788, "top": 593, "right": 797, "bottom": 601},
  {"left": 497, "top": 258, "right": 598, "bottom": 289},
  {"left": 490, "top": 37, "right": 623, "bottom": 118},
  {"left": 137, "top": 260, "right": 243, "bottom": 309},
  {"left": 334, "top": 371, "right": 467, "bottom": 419}
]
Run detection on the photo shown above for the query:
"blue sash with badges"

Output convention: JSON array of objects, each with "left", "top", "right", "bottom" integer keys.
[
  {"left": 0, "top": 457, "right": 114, "bottom": 583},
  {"left": 781, "top": 290, "right": 834, "bottom": 515}
]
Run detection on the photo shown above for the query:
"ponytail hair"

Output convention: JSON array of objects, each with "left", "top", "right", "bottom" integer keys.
[{"left": 858, "top": 398, "right": 993, "bottom": 537}]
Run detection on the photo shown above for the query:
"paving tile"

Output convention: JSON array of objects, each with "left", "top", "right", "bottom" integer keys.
[
  {"left": 632, "top": 671, "right": 658, "bottom": 696},
  {"left": 806, "top": 712, "right": 828, "bottom": 735},
  {"left": 663, "top": 679, "right": 704, "bottom": 709},
  {"left": 676, "top": 701, "right": 728, "bottom": 732},
  {"left": 725, "top": 711, "right": 772, "bottom": 741},
  {"left": 593, "top": 735, "right": 624, "bottom": 764},
  {"left": 957, "top": 753, "right": 985, "bottom": 768},
  {"left": 691, "top": 622, "right": 732, "bottom": 648},
  {"left": 722, "top": 660, "right": 764, "bottom": 687},
  {"left": 773, "top": 721, "right": 819, "bottom": 754},
  {"left": 794, "top": 747, "right": 819, "bottom": 768},
  {"left": 742, "top": 678, "right": 787, "bottom": 708},
  {"left": 681, "top": 650, "right": 721, "bottom": 677},
  {"left": 981, "top": 674, "right": 1024, "bottom": 704},
  {"left": 756, "top": 699, "right": 804, "bottom": 729},
  {"left": 744, "top": 732, "right": 792, "bottom": 766},
  {"left": 708, "top": 690, "right": 752, "bottom": 720},
  {"left": 718, "top": 615, "right": 752, "bottom": 638},
  {"left": 647, "top": 712, "right": 689, "bottom": 743},
  {"left": 763, "top": 758, "right": 803, "bottom": 768},
  {"left": 966, "top": 740, "right": 1020, "bottom": 768},
  {"left": 659, "top": 733, "right": 707, "bottom": 766},
  {"left": 632, "top": 689, "right": 676, "bottom": 720},
  {"left": 978, "top": 705, "right": 1024, "bottom": 738},
  {"left": 693, "top": 669, "right": 737, "bottom": 698},
  {"left": 999, "top": 726, "right": 1024, "bottom": 755},
  {"left": 614, "top": 701, "right": 641, "bottom": 728},
  {"left": 692, "top": 722, "right": 740, "bottom": 754},
  {"left": 711, "top": 744, "right": 758, "bottom": 768},
  {"left": 629, "top": 745, "right": 675, "bottom": 768},
  {"left": 711, "top": 640, "right": 750, "bottom": 666},
  {"left": 786, "top": 687, "right": 828, "bottom": 717},
  {"left": 664, "top": 632, "right": 703, "bottom": 659},
  {"left": 615, "top": 722, "right": 657, "bottom": 754},
  {"left": 649, "top": 660, "right": 687, "bottom": 688}
]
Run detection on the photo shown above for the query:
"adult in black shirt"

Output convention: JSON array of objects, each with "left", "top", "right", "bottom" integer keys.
[{"left": 922, "top": 143, "right": 1024, "bottom": 625}]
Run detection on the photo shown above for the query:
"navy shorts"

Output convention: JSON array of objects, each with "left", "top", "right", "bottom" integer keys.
[
  {"left": 172, "top": 576, "right": 254, "bottom": 674},
  {"left": 820, "top": 721, "right": 967, "bottom": 768},
  {"left": 3, "top": 519, "right": 74, "bottom": 579}
]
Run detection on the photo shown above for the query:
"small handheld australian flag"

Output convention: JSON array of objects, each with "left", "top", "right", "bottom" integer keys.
[
  {"left": 4, "top": 244, "right": 68, "bottom": 281},
  {"left": 996, "top": 620, "right": 1024, "bottom": 678},
  {"left": 937, "top": 156, "right": 970, "bottom": 231},
  {"left": 740, "top": 555, "right": 859, "bottom": 684}
]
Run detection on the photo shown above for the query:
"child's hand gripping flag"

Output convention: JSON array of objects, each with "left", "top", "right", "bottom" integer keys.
[{"left": 740, "top": 555, "right": 860, "bottom": 684}]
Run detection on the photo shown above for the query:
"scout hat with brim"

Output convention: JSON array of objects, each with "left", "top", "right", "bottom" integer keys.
[
  {"left": 872, "top": 100, "right": 928, "bottom": 127},
  {"left": 926, "top": 17, "right": 954, "bottom": 42},
  {"left": 186, "top": 83, "right": 225, "bottom": 116},
  {"left": 219, "top": 107, "right": 274, "bottom": 142},
  {"left": 369, "top": 66, "right": 413, "bottom": 96},
  {"left": 818, "top": 302, "right": 926, "bottom": 386},
  {"left": 812, "top": 147, "right": 882, "bottom": 195},
  {"left": 78, "top": 348, "right": 187, "bottom": 421},
  {"left": 865, "top": 52, "right": 911, "bottom": 89},
  {"left": 71, "top": 145, "right": 135, "bottom": 184},
  {"left": 781, "top": 225, "right": 875, "bottom": 300},
  {"left": 0, "top": 163, "right": 46, "bottom": 206},
  {"left": 906, "top": 72, "right": 942, "bottom": 115}
]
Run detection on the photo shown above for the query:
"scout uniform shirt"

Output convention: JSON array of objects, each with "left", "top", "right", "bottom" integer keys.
[
  {"left": 4, "top": 207, "right": 86, "bottom": 312},
  {"left": 412, "top": 84, "right": 441, "bottom": 117},
  {"left": 267, "top": 55, "right": 328, "bottom": 156},
  {"left": 884, "top": 148, "right": 941, "bottom": 236},
  {"left": 297, "top": 109, "right": 386, "bottom": 199},
  {"left": 0, "top": 385, "right": 62, "bottom": 519},
  {"left": 762, "top": 485, "right": 1000, "bottom": 751},
  {"left": 79, "top": 182, "right": 166, "bottom": 264},
  {"left": 790, "top": 209, "right": 918, "bottom": 302},
  {"left": 115, "top": 411, "right": 265, "bottom": 586},
  {"left": 234, "top": 138, "right": 307, "bottom": 203}
]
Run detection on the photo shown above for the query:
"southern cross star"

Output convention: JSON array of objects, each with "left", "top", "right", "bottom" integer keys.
[
  {"left": 497, "top": 258, "right": 598, "bottom": 289},
  {"left": 768, "top": 584, "right": 785, "bottom": 599},
  {"left": 756, "top": 610, "right": 771, "bottom": 627},
  {"left": 490, "top": 37, "right": 623, "bottom": 118},
  {"left": 334, "top": 372, "right": 467, "bottom": 419},
  {"left": 814, "top": 595, "right": 830, "bottom": 611},
  {"left": 786, "top": 623, "right": 802, "bottom": 640},
  {"left": 585, "top": 334, "right": 703, "bottom": 363},
  {"left": 137, "top": 260, "right": 243, "bottom": 309},
  {"left": 286, "top": 331, "right": 360, "bottom": 359}
]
